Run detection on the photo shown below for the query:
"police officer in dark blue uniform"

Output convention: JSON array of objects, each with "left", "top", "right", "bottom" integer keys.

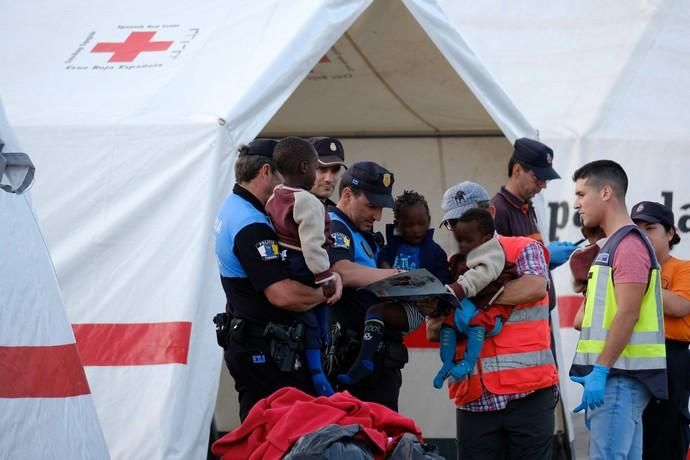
[
  {"left": 327, "top": 161, "right": 412, "bottom": 411},
  {"left": 214, "top": 139, "right": 342, "bottom": 421}
]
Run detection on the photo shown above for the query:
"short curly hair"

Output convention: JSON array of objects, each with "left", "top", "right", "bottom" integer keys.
[
  {"left": 394, "top": 190, "right": 429, "bottom": 221},
  {"left": 457, "top": 208, "right": 495, "bottom": 237}
]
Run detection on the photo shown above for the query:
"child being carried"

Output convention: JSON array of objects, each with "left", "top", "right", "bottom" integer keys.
[
  {"left": 266, "top": 137, "right": 337, "bottom": 396},
  {"left": 434, "top": 208, "right": 518, "bottom": 388}
]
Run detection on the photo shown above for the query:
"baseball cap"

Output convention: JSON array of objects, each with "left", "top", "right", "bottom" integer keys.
[
  {"left": 341, "top": 161, "right": 394, "bottom": 208},
  {"left": 308, "top": 137, "right": 347, "bottom": 168},
  {"left": 631, "top": 201, "right": 675, "bottom": 227},
  {"left": 238, "top": 138, "right": 277, "bottom": 158},
  {"left": 440, "top": 181, "right": 491, "bottom": 224},
  {"left": 512, "top": 138, "right": 560, "bottom": 181}
]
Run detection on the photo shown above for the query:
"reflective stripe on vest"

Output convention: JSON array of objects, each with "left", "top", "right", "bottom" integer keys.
[
  {"left": 481, "top": 349, "right": 555, "bottom": 373},
  {"left": 215, "top": 192, "right": 274, "bottom": 278},
  {"left": 571, "top": 226, "right": 666, "bottom": 398},
  {"left": 506, "top": 304, "right": 549, "bottom": 323},
  {"left": 329, "top": 211, "right": 378, "bottom": 268}
]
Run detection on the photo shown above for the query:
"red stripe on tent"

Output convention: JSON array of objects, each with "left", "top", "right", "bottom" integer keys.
[
  {"left": 0, "top": 344, "right": 90, "bottom": 398},
  {"left": 72, "top": 322, "right": 192, "bottom": 366},
  {"left": 557, "top": 295, "right": 583, "bottom": 328}
]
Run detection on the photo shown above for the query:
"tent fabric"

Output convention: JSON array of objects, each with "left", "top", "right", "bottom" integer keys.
[
  {"left": 400, "top": 0, "right": 535, "bottom": 142},
  {"left": 264, "top": 0, "right": 502, "bottom": 137},
  {"left": 0, "top": 98, "right": 109, "bottom": 459},
  {"left": 0, "top": 1, "right": 371, "bottom": 458}
]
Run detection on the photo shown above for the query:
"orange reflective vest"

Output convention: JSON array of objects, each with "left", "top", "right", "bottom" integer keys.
[{"left": 448, "top": 235, "right": 559, "bottom": 406}]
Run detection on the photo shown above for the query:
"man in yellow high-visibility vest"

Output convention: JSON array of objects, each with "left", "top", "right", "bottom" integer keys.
[{"left": 570, "top": 160, "right": 667, "bottom": 460}]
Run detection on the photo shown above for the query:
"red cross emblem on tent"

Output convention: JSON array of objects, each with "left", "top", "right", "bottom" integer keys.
[{"left": 91, "top": 31, "right": 173, "bottom": 63}]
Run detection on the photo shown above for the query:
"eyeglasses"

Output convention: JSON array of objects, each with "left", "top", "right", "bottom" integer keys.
[
  {"left": 526, "top": 168, "right": 549, "bottom": 185},
  {"left": 443, "top": 219, "right": 458, "bottom": 231},
  {"left": 443, "top": 201, "right": 492, "bottom": 231}
]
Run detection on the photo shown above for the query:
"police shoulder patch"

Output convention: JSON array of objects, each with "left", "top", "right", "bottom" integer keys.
[
  {"left": 332, "top": 232, "right": 351, "bottom": 249},
  {"left": 594, "top": 252, "right": 610, "bottom": 264},
  {"left": 256, "top": 240, "right": 280, "bottom": 260}
]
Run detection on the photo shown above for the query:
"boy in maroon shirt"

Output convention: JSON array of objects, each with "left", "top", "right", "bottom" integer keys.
[{"left": 266, "top": 137, "right": 336, "bottom": 396}]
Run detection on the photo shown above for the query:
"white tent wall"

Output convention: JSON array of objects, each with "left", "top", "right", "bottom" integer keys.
[
  {"left": 0, "top": 100, "right": 109, "bottom": 459},
  {"left": 14, "top": 121, "right": 229, "bottom": 459}
]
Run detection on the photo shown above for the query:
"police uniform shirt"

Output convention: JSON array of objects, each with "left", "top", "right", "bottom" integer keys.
[
  {"left": 492, "top": 186, "right": 558, "bottom": 310},
  {"left": 491, "top": 186, "right": 542, "bottom": 241},
  {"left": 327, "top": 206, "right": 381, "bottom": 330},
  {"left": 217, "top": 184, "right": 294, "bottom": 325}
]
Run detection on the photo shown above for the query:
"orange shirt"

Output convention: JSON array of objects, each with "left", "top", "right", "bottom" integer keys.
[{"left": 661, "top": 256, "right": 690, "bottom": 342}]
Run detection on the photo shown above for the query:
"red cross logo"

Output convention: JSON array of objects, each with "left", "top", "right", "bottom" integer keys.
[{"left": 91, "top": 31, "right": 173, "bottom": 63}]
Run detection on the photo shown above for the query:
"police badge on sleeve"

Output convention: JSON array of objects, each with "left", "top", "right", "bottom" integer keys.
[
  {"left": 256, "top": 240, "right": 280, "bottom": 260},
  {"left": 331, "top": 232, "right": 351, "bottom": 249}
]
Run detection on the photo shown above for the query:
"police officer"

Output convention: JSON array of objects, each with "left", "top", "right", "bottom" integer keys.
[
  {"left": 492, "top": 138, "right": 578, "bottom": 309},
  {"left": 327, "top": 161, "right": 411, "bottom": 411},
  {"left": 308, "top": 137, "right": 347, "bottom": 207},
  {"left": 214, "top": 138, "right": 342, "bottom": 421}
]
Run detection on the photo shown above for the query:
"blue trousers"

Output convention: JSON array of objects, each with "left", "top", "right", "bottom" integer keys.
[{"left": 588, "top": 375, "right": 651, "bottom": 460}]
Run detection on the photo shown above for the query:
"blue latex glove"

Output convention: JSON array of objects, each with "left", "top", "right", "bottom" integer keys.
[
  {"left": 453, "top": 298, "right": 478, "bottom": 334},
  {"left": 433, "top": 326, "right": 458, "bottom": 389},
  {"left": 547, "top": 241, "right": 578, "bottom": 269},
  {"left": 570, "top": 364, "right": 610, "bottom": 412},
  {"left": 448, "top": 326, "right": 485, "bottom": 381}
]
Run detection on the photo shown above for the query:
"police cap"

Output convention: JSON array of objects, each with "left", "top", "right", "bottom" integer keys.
[
  {"left": 631, "top": 201, "right": 675, "bottom": 227},
  {"left": 308, "top": 137, "right": 347, "bottom": 169},
  {"left": 341, "top": 161, "right": 394, "bottom": 208},
  {"left": 512, "top": 138, "right": 560, "bottom": 181},
  {"left": 238, "top": 138, "right": 277, "bottom": 158}
]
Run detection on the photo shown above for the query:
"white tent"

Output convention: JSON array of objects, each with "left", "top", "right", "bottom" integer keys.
[{"left": 2, "top": 0, "right": 689, "bottom": 458}]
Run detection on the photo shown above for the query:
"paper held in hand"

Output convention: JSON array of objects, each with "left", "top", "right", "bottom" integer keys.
[
  {"left": 360, "top": 268, "right": 450, "bottom": 301},
  {"left": 360, "top": 268, "right": 505, "bottom": 312}
]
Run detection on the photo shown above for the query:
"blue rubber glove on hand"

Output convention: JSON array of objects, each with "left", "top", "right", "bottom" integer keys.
[
  {"left": 570, "top": 364, "right": 610, "bottom": 412},
  {"left": 547, "top": 241, "right": 578, "bottom": 269}
]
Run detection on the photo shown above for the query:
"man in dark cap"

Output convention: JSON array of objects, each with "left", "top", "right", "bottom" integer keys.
[
  {"left": 214, "top": 138, "right": 342, "bottom": 421},
  {"left": 632, "top": 201, "right": 690, "bottom": 460},
  {"left": 492, "top": 138, "right": 578, "bottom": 308},
  {"left": 326, "top": 161, "right": 414, "bottom": 410},
  {"left": 308, "top": 137, "right": 347, "bottom": 207}
]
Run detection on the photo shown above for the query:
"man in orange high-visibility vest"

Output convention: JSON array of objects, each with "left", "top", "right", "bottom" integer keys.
[{"left": 429, "top": 181, "right": 559, "bottom": 460}]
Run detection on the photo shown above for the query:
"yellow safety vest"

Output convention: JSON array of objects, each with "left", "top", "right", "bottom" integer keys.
[{"left": 570, "top": 225, "right": 667, "bottom": 399}]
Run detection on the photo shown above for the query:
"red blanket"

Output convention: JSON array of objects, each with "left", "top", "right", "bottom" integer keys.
[{"left": 212, "top": 387, "right": 423, "bottom": 460}]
